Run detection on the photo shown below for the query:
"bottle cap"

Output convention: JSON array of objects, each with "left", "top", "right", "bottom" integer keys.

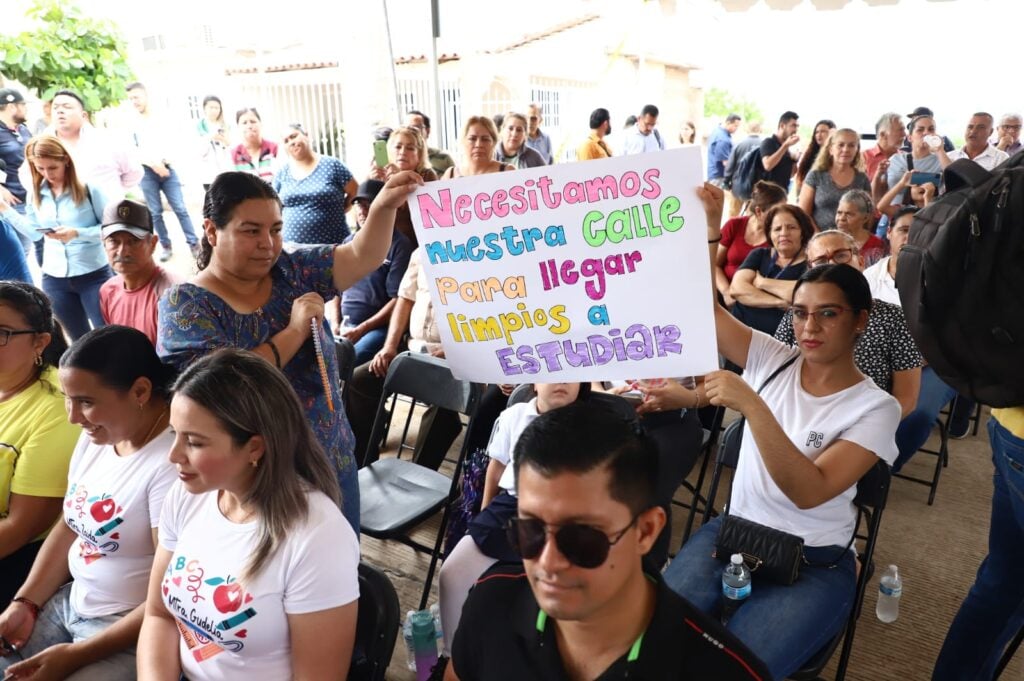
[{"left": 731, "top": 553, "right": 743, "bottom": 565}]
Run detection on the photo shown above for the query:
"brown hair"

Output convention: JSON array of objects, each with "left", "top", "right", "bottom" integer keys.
[
  {"left": 460, "top": 115, "right": 500, "bottom": 146},
  {"left": 762, "top": 204, "right": 816, "bottom": 249},
  {"left": 24, "top": 135, "right": 86, "bottom": 209},
  {"left": 749, "top": 181, "right": 788, "bottom": 215}
]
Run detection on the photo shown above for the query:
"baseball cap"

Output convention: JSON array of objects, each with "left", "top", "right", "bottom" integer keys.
[
  {"left": 907, "top": 106, "right": 934, "bottom": 118},
  {"left": 0, "top": 88, "right": 25, "bottom": 106},
  {"left": 354, "top": 179, "right": 385, "bottom": 204},
  {"left": 101, "top": 199, "right": 154, "bottom": 239}
]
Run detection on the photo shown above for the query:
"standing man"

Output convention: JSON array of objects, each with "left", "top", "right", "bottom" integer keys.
[
  {"left": 760, "top": 111, "right": 800, "bottom": 190},
  {"left": 525, "top": 103, "right": 553, "bottom": 164},
  {"left": 448, "top": 401, "right": 770, "bottom": 680},
  {"left": 576, "top": 108, "right": 612, "bottom": 161},
  {"left": 994, "top": 113, "right": 1023, "bottom": 157},
  {"left": 943, "top": 112, "right": 1010, "bottom": 171},
  {"left": 708, "top": 113, "right": 742, "bottom": 186},
  {"left": 622, "top": 104, "right": 665, "bottom": 155},
  {"left": 405, "top": 110, "right": 454, "bottom": 177},
  {"left": 98, "top": 199, "right": 181, "bottom": 345},
  {"left": 0, "top": 88, "right": 33, "bottom": 260},
  {"left": 126, "top": 82, "right": 200, "bottom": 262}
]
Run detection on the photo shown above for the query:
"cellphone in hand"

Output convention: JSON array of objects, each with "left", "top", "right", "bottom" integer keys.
[
  {"left": 373, "top": 139, "right": 389, "bottom": 168},
  {"left": 35, "top": 227, "right": 56, "bottom": 233},
  {"left": 910, "top": 171, "right": 941, "bottom": 187}
]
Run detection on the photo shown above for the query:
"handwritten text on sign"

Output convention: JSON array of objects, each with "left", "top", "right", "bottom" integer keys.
[{"left": 407, "top": 147, "right": 717, "bottom": 383}]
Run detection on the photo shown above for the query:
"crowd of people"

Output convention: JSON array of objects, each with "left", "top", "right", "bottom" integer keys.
[{"left": 1, "top": 79, "right": 1022, "bottom": 680}]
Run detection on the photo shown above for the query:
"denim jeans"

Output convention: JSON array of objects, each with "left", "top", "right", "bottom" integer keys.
[
  {"left": 0, "top": 583, "right": 136, "bottom": 680},
  {"left": 140, "top": 166, "right": 198, "bottom": 249},
  {"left": 42, "top": 266, "right": 112, "bottom": 341},
  {"left": 665, "top": 516, "right": 857, "bottom": 680},
  {"left": 894, "top": 366, "right": 958, "bottom": 472},
  {"left": 352, "top": 327, "right": 388, "bottom": 366},
  {"left": 933, "top": 419, "right": 1024, "bottom": 680}
]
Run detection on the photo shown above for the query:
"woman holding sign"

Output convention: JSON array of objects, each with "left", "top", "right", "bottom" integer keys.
[
  {"left": 442, "top": 116, "right": 515, "bottom": 179},
  {"left": 158, "top": 170, "right": 420, "bottom": 531},
  {"left": 663, "top": 183, "right": 900, "bottom": 679}
]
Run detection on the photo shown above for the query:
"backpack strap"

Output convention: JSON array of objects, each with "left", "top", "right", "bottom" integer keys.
[
  {"left": 944, "top": 158, "right": 993, "bottom": 193},
  {"left": 901, "top": 153, "right": 915, "bottom": 205},
  {"left": 653, "top": 128, "right": 664, "bottom": 150}
]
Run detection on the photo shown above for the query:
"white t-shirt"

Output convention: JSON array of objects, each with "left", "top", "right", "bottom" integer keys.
[
  {"left": 159, "top": 482, "right": 360, "bottom": 680},
  {"left": 65, "top": 428, "right": 177, "bottom": 618},
  {"left": 488, "top": 399, "right": 540, "bottom": 495},
  {"left": 730, "top": 332, "right": 900, "bottom": 548},
  {"left": 862, "top": 257, "right": 900, "bottom": 306}
]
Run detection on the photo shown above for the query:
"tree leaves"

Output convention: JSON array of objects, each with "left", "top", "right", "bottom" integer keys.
[{"left": 0, "top": 0, "right": 134, "bottom": 111}]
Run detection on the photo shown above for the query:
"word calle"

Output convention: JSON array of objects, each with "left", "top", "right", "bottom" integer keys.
[{"left": 582, "top": 195, "right": 684, "bottom": 248}]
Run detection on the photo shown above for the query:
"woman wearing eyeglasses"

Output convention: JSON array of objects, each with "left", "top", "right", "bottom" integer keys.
[
  {"left": 663, "top": 184, "right": 901, "bottom": 680},
  {"left": 728, "top": 204, "right": 813, "bottom": 337},
  {"left": 137, "top": 349, "right": 359, "bottom": 681},
  {"left": 0, "top": 283, "right": 77, "bottom": 610},
  {"left": 441, "top": 117, "right": 515, "bottom": 179},
  {"left": 273, "top": 123, "right": 357, "bottom": 245}
]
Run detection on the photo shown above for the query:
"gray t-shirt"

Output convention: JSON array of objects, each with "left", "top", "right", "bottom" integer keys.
[
  {"left": 886, "top": 153, "right": 942, "bottom": 206},
  {"left": 804, "top": 169, "right": 871, "bottom": 229}
]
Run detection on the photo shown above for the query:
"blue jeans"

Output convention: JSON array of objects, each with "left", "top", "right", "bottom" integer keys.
[
  {"left": 933, "top": 419, "right": 1024, "bottom": 680},
  {"left": 140, "top": 166, "right": 198, "bottom": 249},
  {"left": 42, "top": 266, "right": 112, "bottom": 341},
  {"left": 665, "top": 516, "right": 857, "bottom": 680},
  {"left": 894, "top": 366, "right": 957, "bottom": 471},
  {"left": 0, "top": 583, "right": 136, "bottom": 680},
  {"left": 352, "top": 327, "right": 388, "bottom": 366}
]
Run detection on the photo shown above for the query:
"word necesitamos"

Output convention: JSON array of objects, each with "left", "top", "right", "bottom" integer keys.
[
  {"left": 495, "top": 324, "right": 682, "bottom": 375},
  {"left": 446, "top": 303, "right": 570, "bottom": 346},
  {"left": 418, "top": 169, "right": 663, "bottom": 229}
]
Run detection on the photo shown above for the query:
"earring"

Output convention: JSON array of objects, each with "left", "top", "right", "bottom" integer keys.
[
  {"left": 250, "top": 459, "right": 259, "bottom": 468},
  {"left": 34, "top": 354, "right": 43, "bottom": 367}
]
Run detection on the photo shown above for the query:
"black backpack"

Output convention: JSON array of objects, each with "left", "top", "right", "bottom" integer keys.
[
  {"left": 731, "top": 146, "right": 764, "bottom": 201},
  {"left": 896, "top": 155, "right": 1024, "bottom": 407}
]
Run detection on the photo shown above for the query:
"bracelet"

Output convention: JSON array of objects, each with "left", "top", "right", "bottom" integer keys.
[
  {"left": 708, "top": 237, "right": 722, "bottom": 244},
  {"left": 12, "top": 597, "right": 40, "bottom": 620},
  {"left": 266, "top": 339, "right": 282, "bottom": 369}
]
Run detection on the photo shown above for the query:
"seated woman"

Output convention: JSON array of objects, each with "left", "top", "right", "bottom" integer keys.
[
  {"left": 664, "top": 184, "right": 900, "bottom": 680},
  {"left": 0, "top": 326, "right": 176, "bottom": 679},
  {"left": 159, "top": 170, "right": 421, "bottom": 531},
  {"left": 729, "top": 204, "right": 813, "bottom": 337},
  {"left": 715, "top": 181, "right": 788, "bottom": 306},
  {"left": 834, "top": 190, "right": 887, "bottom": 267},
  {"left": 0, "top": 282, "right": 77, "bottom": 609},
  {"left": 137, "top": 349, "right": 359, "bottom": 680},
  {"left": 798, "top": 128, "right": 870, "bottom": 231},
  {"left": 438, "top": 383, "right": 588, "bottom": 656}
]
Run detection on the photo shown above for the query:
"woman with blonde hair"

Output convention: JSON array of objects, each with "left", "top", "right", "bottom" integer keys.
[
  {"left": 494, "top": 112, "right": 546, "bottom": 169},
  {"left": 0, "top": 135, "right": 111, "bottom": 340},
  {"left": 368, "top": 126, "right": 438, "bottom": 244},
  {"left": 798, "top": 127, "right": 870, "bottom": 230},
  {"left": 137, "top": 348, "right": 359, "bottom": 680},
  {"left": 442, "top": 116, "right": 514, "bottom": 178}
]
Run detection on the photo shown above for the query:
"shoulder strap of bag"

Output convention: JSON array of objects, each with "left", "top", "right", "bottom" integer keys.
[
  {"left": 653, "top": 127, "right": 663, "bottom": 149},
  {"left": 901, "top": 153, "right": 915, "bottom": 205}
]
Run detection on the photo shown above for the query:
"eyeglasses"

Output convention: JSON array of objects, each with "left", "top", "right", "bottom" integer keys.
[
  {"left": 1001, "top": 125, "right": 1022, "bottom": 131},
  {"left": 809, "top": 248, "right": 854, "bottom": 267},
  {"left": 465, "top": 135, "right": 493, "bottom": 146},
  {"left": 790, "top": 306, "right": 851, "bottom": 326},
  {"left": 0, "top": 329, "right": 36, "bottom": 346},
  {"left": 506, "top": 514, "right": 638, "bottom": 569}
]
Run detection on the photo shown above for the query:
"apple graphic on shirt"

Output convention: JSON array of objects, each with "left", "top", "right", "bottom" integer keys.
[
  {"left": 90, "top": 496, "right": 116, "bottom": 522},
  {"left": 213, "top": 582, "right": 243, "bottom": 614}
]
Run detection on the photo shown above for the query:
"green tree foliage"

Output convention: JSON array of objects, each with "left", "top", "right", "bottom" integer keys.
[
  {"left": 0, "top": 0, "right": 133, "bottom": 112},
  {"left": 704, "top": 87, "right": 763, "bottom": 125}
]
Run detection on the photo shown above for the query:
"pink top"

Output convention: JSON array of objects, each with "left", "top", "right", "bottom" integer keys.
[
  {"left": 720, "top": 216, "right": 768, "bottom": 281},
  {"left": 99, "top": 266, "right": 181, "bottom": 344}
]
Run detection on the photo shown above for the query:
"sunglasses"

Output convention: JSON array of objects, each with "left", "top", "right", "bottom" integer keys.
[{"left": 506, "top": 514, "right": 639, "bottom": 569}]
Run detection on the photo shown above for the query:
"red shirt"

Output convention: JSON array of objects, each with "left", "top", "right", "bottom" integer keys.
[
  {"left": 99, "top": 266, "right": 181, "bottom": 345},
  {"left": 861, "top": 234, "right": 888, "bottom": 268},
  {"left": 720, "top": 216, "right": 768, "bottom": 281},
  {"left": 863, "top": 145, "right": 895, "bottom": 182}
]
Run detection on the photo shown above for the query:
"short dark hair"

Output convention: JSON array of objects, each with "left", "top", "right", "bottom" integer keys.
[
  {"left": 725, "top": 113, "right": 742, "bottom": 123},
  {"left": 513, "top": 401, "right": 658, "bottom": 515},
  {"left": 235, "top": 107, "right": 262, "bottom": 124},
  {"left": 126, "top": 82, "right": 146, "bottom": 92},
  {"left": 640, "top": 104, "right": 659, "bottom": 118},
  {"left": 749, "top": 181, "right": 788, "bottom": 214},
  {"left": 892, "top": 205, "right": 918, "bottom": 225},
  {"left": 794, "top": 263, "right": 873, "bottom": 315},
  {"left": 762, "top": 204, "right": 816, "bottom": 247},
  {"left": 589, "top": 107, "right": 610, "bottom": 130},
  {"left": 60, "top": 325, "right": 177, "bottom": 399},
  {"left": 51, "top": 89, "right": 86, "bottom": 111},
  {"left": 408, "top": 109, "right": 431, "bottom": 131},
  {"left": 778, "top": 111, "right": 799, "bottom": 126}
]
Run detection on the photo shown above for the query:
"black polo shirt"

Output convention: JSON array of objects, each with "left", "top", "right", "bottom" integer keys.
[{"left": 452, "top": 563, "right": 769, "bottom": 681}]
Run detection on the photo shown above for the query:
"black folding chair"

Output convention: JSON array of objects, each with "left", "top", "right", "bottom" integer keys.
[
  {"left": 347, "top": 563, "right": 400, "bottom": 681},
  {"left": 357, "top": 352, "right": 483, "bottom": 609},
  {"left": 336, "top": 337, "right": 357, "bottom": 403},
  {"left": 674, "top": 405, "right": 727, "bottom": 549},
  {"left": 893, "top": 414, "right": 950, "bottom": 505}
]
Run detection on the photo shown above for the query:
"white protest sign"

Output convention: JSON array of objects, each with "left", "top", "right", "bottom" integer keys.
[{"left": 407, "top": 146, "right": 717, "bottom": 383}]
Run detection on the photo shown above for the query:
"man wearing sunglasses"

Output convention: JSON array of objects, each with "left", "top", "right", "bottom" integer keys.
[{"left": 448, "top": 401, "right": 769, "bottom": 680}]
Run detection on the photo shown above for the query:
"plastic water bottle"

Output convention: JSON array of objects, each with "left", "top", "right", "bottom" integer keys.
[
  {"left": 876, "top": 564, "right": 902, "bottom": 623},
  {"left": 411, "top": 609, "right": 439, "bottom": 681},
  {"left": 721, "top": 553, "right": 752, "bottom": 625},
  {"left": 430, "top": 603, "right": 443, "bottom": 642},
  {"left": 402, "top": 610, "right": 417, "bottom": 671}
]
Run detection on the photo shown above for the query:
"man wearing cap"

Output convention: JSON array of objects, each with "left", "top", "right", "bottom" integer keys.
[
  {"left": 98, "top": 199, "right": 182, "bottom": 345},
  {"left": 337, "top": 179, "right": 413, "bottom": 364},
  {"left": 405, "top": 110, "right": 454, "bottom": 176},
  {"left": 126, "top": 82, "right": 200, "bottom": 263},
  {"left": 0, "top": 88, "right": 33, "bottom": 259}
]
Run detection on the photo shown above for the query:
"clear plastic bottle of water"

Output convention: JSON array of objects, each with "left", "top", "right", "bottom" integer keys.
[
  {"left": 402, "top": 610, "right": 417, "bottom": 671},
  {"left": 721, "top": 553, "right": 751, "bottom": 625},
  {"left": 876, "top": 564, "right": 902, "bottom": 623},
  {"left": 430, "top": 603, "right": 443, "bottom": 642}
]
